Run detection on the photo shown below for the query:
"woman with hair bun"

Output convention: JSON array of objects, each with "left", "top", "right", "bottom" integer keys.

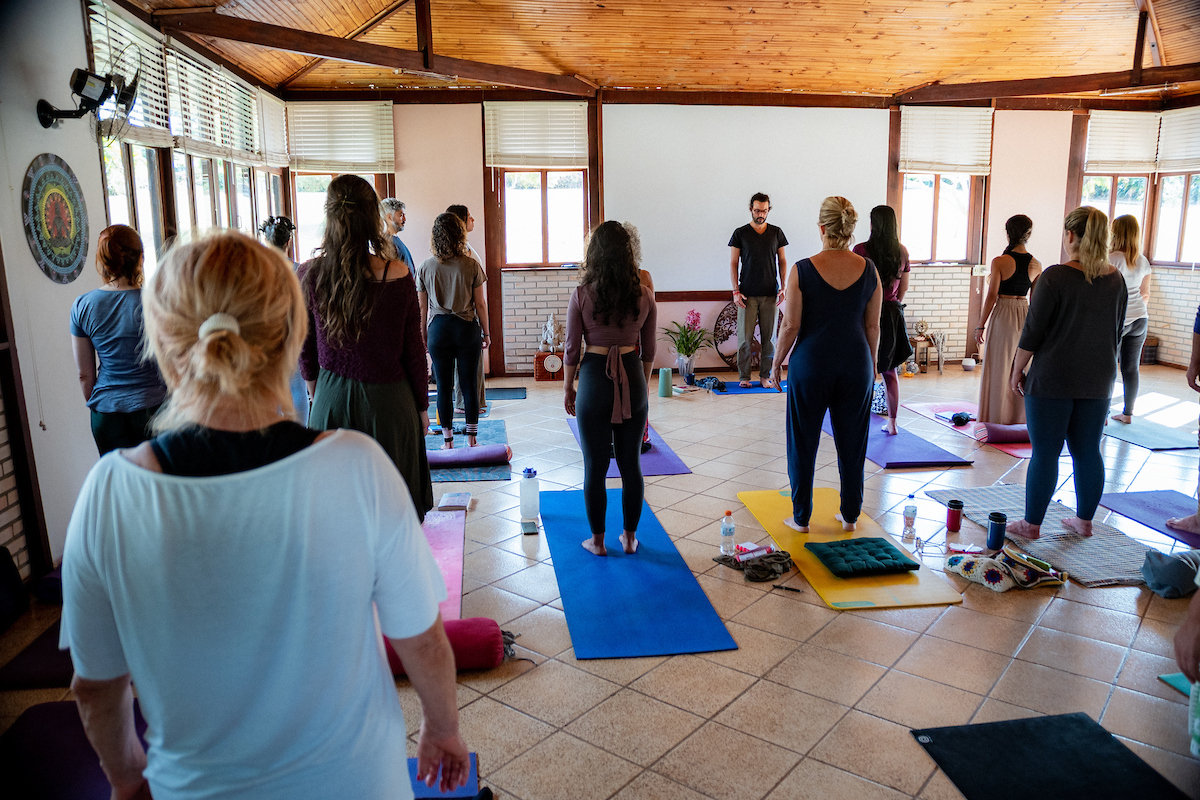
[
  {"left": 1008, "top": 207, "right": 1127, "bottom": 540},
  {"left": 1109, "top": 214, "right": 1153, "bottom": 424},
  {"left": 300, "top": 175, "right": 433, "bottom": 522},
  {"left": 70, "top": 224, "right": 167, "bottom": 454},
  {"left": 770, "top": 197, "right": 881, "bottom": 532},
  {"left": 975, "top": 215, "right": 1043, "bottom": 424},
  {"left": 60, "top": 230, "right": 468, "bottom": 800}
]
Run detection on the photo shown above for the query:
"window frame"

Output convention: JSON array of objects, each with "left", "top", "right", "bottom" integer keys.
[
  {"left": 897, "top": 172, "right": 986, "bottom": 265},
  {"left": 497, "top": 167, "right": 590, "bottom": 268},
  {"left": 1150, "top": 170, "right": 1200, "bottom": 266},
  {"left": 289, "top": 171, "right": 392, "bottom": 260},
  {"left": 1079, "top": 172, "right": 1152, "bottom": 231}
]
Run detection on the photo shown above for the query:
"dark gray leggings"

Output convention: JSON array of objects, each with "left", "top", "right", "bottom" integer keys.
[
  {"left": 1117, "top": 317, "right": 1148, "bottom": 416},
  {"left": 575, "top": 352, "right": 648, "bottom": 536}
]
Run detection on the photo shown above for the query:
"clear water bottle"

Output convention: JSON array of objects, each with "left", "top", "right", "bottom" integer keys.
[
  {"left": 519, "top": 468, "right": 540, "bottom": 521},
  {"left": 1190, "top": 678, "right": 1200, "bottom": 757},
  {"left": 720, "top": 510, "right": 736, "bottom": 556}
]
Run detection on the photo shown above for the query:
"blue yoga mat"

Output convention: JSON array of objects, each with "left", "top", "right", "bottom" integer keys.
[
  {"left": 1103, "top": 418, "right": 1198, "bottom": 451},
  {"left": 1099, "top": 490, "right": 1200, "bottom": 549},
  {"left": 821, "top": 415, "right": 972, "bottom": 469},
  {"left": 540, "top": 489, "right": 737, "bottom": 659},
  {"left": 719, "top": 379, "right": 787, "bottom": 395},
  {"left": 408, "top": 752, "right": 478, "bottom": 798}
]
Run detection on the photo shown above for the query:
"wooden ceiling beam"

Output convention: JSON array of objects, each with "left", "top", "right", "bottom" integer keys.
[
  {"left": 1137, "top": 0, "right": 1166, "bottom": 67},
  {"left": 153, "top": 11, "right": 594, "bottom": 96},
  {"left": 896, "top": 61, "right": 1200, "bottom": 104},
  {"left": 1132, "top": 11, "right": 1148, "bottom": 85},
  {"left": 279, "top": 0, "right": 413, "bottom": 90},
  {"left": 415, "top": 0, "right": 433, "bottom": 70}
]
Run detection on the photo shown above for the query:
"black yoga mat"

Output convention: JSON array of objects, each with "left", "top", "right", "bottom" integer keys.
[
  {"left": 0, "top": 620, "right": 74, "bottom": 689},
  {"left": 911, "top": 713, "right": 1188, "bottom": 800}
]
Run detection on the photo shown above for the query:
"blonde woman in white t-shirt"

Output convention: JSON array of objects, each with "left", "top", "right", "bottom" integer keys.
[{"left": 1109, "top": 215, "right": 1153, "bottom": 424}]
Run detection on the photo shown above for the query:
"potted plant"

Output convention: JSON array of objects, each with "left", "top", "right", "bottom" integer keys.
[{"left": 661, "top": 310, "right": 714, "bottom": 385}]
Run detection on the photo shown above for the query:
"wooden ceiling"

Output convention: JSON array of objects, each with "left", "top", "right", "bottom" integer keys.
[{"left": 127, "top": 0, "right": 1200, "bottom": 101}]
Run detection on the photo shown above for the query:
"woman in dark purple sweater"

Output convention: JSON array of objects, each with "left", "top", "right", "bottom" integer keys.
[{"left": 299, "top": 175, "right": 433, "bottom": 521}]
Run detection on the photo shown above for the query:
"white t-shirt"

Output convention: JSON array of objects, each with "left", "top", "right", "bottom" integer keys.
[
  {"left": 60, "top": 430, "right": 446, "bottom": 800},
  {"left": 1111, "top": 252, "right": 1152, "bottom": 324}
]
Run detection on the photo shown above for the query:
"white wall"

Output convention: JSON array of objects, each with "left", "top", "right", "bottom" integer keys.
[
  {"left": 603, "top": 105, "right": 891, "bottom": 292},
  {"left": 0, "top": 0, "right": 112, "bottom": 560},
  {"left": 985, "top": 110, "right": 1074, "bottom": 266},
  {"left": 393, "top": 104, "right": 486, "bottom": 268}
]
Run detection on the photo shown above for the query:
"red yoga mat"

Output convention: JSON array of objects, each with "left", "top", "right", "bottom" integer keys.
[{"left": 903, "top": 401, "right": 1033, "bottom": 458}]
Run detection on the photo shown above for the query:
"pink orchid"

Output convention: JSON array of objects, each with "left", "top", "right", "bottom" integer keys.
[{"left": 685, "top": 309, "right": 701, "bottom": 330}]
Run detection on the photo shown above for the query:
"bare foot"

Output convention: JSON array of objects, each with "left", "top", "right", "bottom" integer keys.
[
  {"left": 1062, "top": 517, "right": 1094, "bottom": 537},
  {"left": 441, "top": 439, "right": 454, "bottom": 450},
  {"left": 1167, "top": 514, "right": 1200, "bottom": 535},
  {"left": 581, "top": 536, "right": 607, "bottom": 556},
  {"left": 619, "top": 532, "right": 639, "bottom": 554},
  {"left": 1006, "top": 519, "right": 1040, "bottom": 539},
  {"left": 467, "top": 435, "right": 479, "bottom": 447},
  {"left": 835, "top": 513, "right": 856, "bottom": 531},
  {"left": 1111, "top": 413, "right": 1132, "bottom": 424},
  {"left": 783, "top": 518, "right": 809, "bottom": 533},
  {"left": 761, "top": 378, "right": 775, "bottom": 390},
  {"left": 880, "top": 419, "right": 898, "bottom": 435},
  {"left": 739, "top": 381, "right": 752, "bottom": 388}
]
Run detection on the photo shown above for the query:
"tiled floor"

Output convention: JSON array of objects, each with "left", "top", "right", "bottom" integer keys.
[{"left": 4, "top": 364, "right": 1200, "bottom": 798}]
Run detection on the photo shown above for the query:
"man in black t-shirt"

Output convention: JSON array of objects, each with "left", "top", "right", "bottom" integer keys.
[{"left": 728, "top": 193, "right": 788, "bottom": 387}]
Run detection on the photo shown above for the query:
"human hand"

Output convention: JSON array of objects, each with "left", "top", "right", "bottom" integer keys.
[
  {"left": 974, "top": 329, "right": 985, "bottom": 346},
  {"left": 414, "top": 727, "right": 471, "bottom": 793},
  {"left": 769, "top": 364, "right": 783, "bottom": 392},
  {"left": 564, "top": 386, "right": 577, "bottom": 416},
  {"left": 481, "top": 334, "right": 491, "bottom": 349},
  {"left": 1010, "top": 369, "right": 1025, "bottom": 397},
  {"left": 733, "top": 291, "right": 746, "bottom": 309},
  {"left": 1187, "top": 365, "right": 1200, "bottom": 394},
  {"left": 776, "top": 288, "right": 786, "bottom": 305},
  {"left": 111, "top": 777, "right": 152, "bottom": 800}
]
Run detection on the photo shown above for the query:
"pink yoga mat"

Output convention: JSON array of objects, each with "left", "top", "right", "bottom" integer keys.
[
  {"left": 422, "top": 510, "right": 465, "bottom": 621},
  {"left": 903, "top": 401, "right": 1033, "bottom": 458}
]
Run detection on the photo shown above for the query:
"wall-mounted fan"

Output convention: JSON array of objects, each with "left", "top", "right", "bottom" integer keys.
[{"left": 37, "top": 43, "right": 141, "bottom": 138}]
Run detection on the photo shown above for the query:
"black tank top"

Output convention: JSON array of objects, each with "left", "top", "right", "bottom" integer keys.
[
  {"left": 996, "top": 250, "right": 1034, "bottom": 296},
  {"left": 149, "top": 421, "right": 320, "bottom": 476}
]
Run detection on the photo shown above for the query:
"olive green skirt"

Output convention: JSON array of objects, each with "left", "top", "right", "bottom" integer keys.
[{"left": 309, "top": 369, "right": 434, "bottom": 522}]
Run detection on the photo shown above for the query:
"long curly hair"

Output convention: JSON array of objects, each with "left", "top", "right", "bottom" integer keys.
[
  {"left": 863, "top": 205, "right": 902, "bottom": 290},
  {"left": 580, "top": 221, "right": 641, "bottom": 326},
  {"left": 302, "top": 175, "right": 397, "bottom": 347},
  {"left": 431, "top": 213, "right": 469, "bottom": 261}
]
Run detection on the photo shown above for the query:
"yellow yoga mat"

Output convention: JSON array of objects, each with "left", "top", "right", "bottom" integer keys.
[{"left": 739, "top": 488, "right": 963, "bottom": 610}]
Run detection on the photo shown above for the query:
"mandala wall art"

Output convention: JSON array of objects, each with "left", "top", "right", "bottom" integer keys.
[{"left": 22, "top": 153, "right": 88, "bottom": 284}]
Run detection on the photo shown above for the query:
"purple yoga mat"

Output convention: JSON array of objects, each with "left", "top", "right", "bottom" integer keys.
[
  {"left": 426, "top": 443, "right": 512, "bottom": 468},
  {"left": 566, "top": 420, "right": 692, "bottom": 477},
  {"left": 1099, "top": 490, "right": 1200, "bottom": 549},
  {"left": 982, "top": 422, "right": 1030, "bottom": 444},
  {"left": 821, "top": 415, "right": 973, "bottom": 469},
  {"left": 0, "top": 620, "right": 73, "bottom": 689}
]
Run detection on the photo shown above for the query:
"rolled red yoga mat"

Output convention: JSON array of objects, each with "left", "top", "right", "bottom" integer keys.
[
  {"left": 981, "top": 423, "right": 1030, "bottom": 444},
  {"left": 387, "top": 617, "right": 506, "bottom": 676},
  {"left": 426, "top": 444, "right": 513, "bottom": 468}
]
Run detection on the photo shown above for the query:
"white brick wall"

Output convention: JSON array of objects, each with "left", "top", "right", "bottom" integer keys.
[
  {"left": 501, "top": 267, "right": 579, "bottom": 373},
  {"left": 1147, "top": 267, "right": 1200, "bottom": 368},
  {"left": 902, "top": 265, "right": 975, "bottom": 361},
  {"left": 0, "top": 394, "right": 28, "bottom": 579}
]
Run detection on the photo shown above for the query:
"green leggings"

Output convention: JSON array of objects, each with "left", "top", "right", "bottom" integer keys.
[{"left": 90, "top": 405, "right": 161, "bottom": 456}]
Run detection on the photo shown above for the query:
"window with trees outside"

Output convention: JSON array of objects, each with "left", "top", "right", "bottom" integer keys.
[
  {"left": 1153, "top": 172, "right": 1200, "bottom": 264},
  {"left": 899, "top": 173, "right": 982, "bottom": 263},
  {"left": 501, "top": 169, "right": 587, "bottom": 266},
  {"left": 100, "top": 140, "right": 164, "bottom": 270},
  {"left": 1081, "top": 174, "right": 1149, "bottom": 229}
]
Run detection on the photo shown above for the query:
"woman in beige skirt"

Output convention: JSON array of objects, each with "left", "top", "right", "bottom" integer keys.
[{"left": 976, "top": 215, "right": 1042, "bottom": 424}]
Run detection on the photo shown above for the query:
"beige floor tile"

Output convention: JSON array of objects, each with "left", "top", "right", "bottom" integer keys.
[
  {"left": 454, "top": 696, "right": 555, "bottom": 775},
  {"left": 956, "top": 583, "right": 1054, "bottom": 623},
  {"left": 696, "top": 621, "right": 801, "bottom": 677},
  {"left": 1145, "top": 594, "right": 1192, "bottom": 625},
  {"left": 630, "top": 655, "right": 757, "bottom": 717},
  {"left": 715, "top": 679, "right": 848, "bottom": 754},
  {"left": 768, "top": 644, "right": 887, "bottom": 706},
  {"left": 1119, "top": 738, "right": 1200, "bottom": 799},
  {"left": 644, "top": 484, "right": 696, "bottom": 509},
  {"left": 695, "top": 573, "right": 772, "bottom": 620},
  {"left": 989, "top": 660, "right": 1111, "bottom": 718},
  {"left": 460, "top": 585, "right": 541, "bottom": 626},
  {"left": 610, "top": 770, "right": 711, "bottom": 800},
  {"left": 1054, "top": 582, "right": 1152, "bottom": 617},
  {"left": 1037, "top": 598, "right": 1141, "bottom": 647},
  {"left": 456, "top": 645, "right": 543, "bottom": 694},
  {"left": 465, "top": 515, "right": 525, "bottom": 546},
  {"left": 1132, "top": 617, "right": 1178, "bottom": 658},
  {"left": 895, "top": 636, "right": 1011, "bottom": 695},
  {"left": 856, "top": 670, "right": 983, "bottom": 730},
  {"left": 491, "top": 562, "right": 561, "bottom": 604},
  {"left": 808, "top": 614, "right": 920, "bottom": 667},
  {"left": 969, "top": 697, "right": 1043, "bottom": 724},
  {"left": 394, "top": 681, "right": 481, "bottom": 736},
  {"left": 655, "top": 721, "right": 801, "bottom": 800},
  {"left": 556, "top": 648, "right": 666, "bottom": 686},
  {"left": 918, "top": 769, "right": 967, "bottom": 800},
  {"left": 489, "top": 659, "right": 619, "bottom": 726},
  {"left": 1116, "top": 648, "right": 1189, "bottom": 704},
  {"left": 767, "top": 759, "right": 909, "bottom": 800},
  {"left": 690, "top": 460, "right": 751, "bottom": 481},
  {"left": 847, "top": 605, "right": 947, "bottom": 633},
  {"left": 1015, "top": 627, "right": 1128, "bottom": 683},
  {"left": 654, "top": 508, "right": 713, "bottom": 538},
  {"left": 492, "top": 530, "right": 553, "bottom": 562},
  {"left": 927, "top": 606, "right": 1033, "bottom": 656},
  {"left": 490, "top": 731, "right": 640, "bottom": 800},
  {"left": 463, "top": 545, "right": 537, "bottom": 584},
  {"left": 565, "top": 688, "right": 704, "bottom": 766},
  {"left": 504, "top": 605, "right": 575, "bottom": 658},
  {"left": 731, "top": 592, "right": 839, "bottom": 641},
  {"left": 671, "top": 537, "right": 724, "bottom": 575},
  {"left": 1101, "top": 687, "right": 1192, "bottom": 757},
  {"left": 809, "top": 710, "right": 937, "bottom": 795}
]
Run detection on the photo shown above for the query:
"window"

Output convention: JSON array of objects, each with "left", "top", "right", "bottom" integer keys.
[
  {"left": 899, "top": 173, "right": 982, "bottom": 263},
  {"left": 1153, "top": 172, "right": 1200, "bottom": 264},
  {"left": 270, "top": 174, "right": 283, "bottom": 217},
  {"left": 215, "top": 159, "right": 230, "bottom": 227},
  {"left": 1081, "top": 174, "right": 1149, "bottom": 227},
  {"left": 192, "top": 156, "right": 215, "bottom": 232},
  {"left": 254, "top": 170, "right": 270, "bottom": 229},
  {"left": 101, "top": 139, "right": 131, "bottom": 227},
  {"left": 129, "top": 146, "right": 164, "bottom": 270},
  {"left": 234, "top": 165, "right": 254, "bottom": 233},
  {"left": 294, "top": 173, "right": 332, "bottom": 260},
  {"left": 172, "top": 152, "right": 192, "bottom": 238},
  {"left": 501, "top": 169, "right": 586, "bottom": 266}
]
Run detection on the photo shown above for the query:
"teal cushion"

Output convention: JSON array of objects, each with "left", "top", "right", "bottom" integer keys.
[{"left": 805, "top": 537, "right": 919, "bottom": 578}]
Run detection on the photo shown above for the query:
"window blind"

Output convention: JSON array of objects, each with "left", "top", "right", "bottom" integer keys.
[
  {"left": 87, "top": 2, "right": 172, "bottom": 147},
  {"left": 258, "top": 92, "right": 288, "bottom": 168},
  {"left": 286, "top": 102, "right": 395, "bottom": 173},
  {"left": 484, "top": 101, "right": 588, "bottom": 168},
  {"left": 1085, "top": 111, "right": 1161, "bottom": 174},
  {"left": 166, "top": 47, "right": 260, "bottom": 162},
  {"left": 898, "top": 106, "right": 994, "bottom": 175},
  {"left": 1157, "top": 107, "right": 1200, "bottom": 174}
]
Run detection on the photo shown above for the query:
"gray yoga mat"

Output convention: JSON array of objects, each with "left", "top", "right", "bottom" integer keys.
[{"left": 1103, "top": 417, "right": 1198, "bottom": 451}]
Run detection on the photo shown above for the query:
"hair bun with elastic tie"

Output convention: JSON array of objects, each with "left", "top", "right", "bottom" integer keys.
[{"left": 198, "top": 312, "right": 241, "bottom": 339}]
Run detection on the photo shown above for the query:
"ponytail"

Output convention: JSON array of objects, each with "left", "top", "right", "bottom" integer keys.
[
  {"left": 1064, "top": 206, "right": 1110, "bottom": 282},
  {"left": 818, "top": 196, "right": 857, "bottom": 250}
]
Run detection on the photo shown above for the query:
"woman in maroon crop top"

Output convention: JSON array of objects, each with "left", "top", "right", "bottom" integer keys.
[{"left": 299, "top": 175, "right": 433, "bottom": 521}]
